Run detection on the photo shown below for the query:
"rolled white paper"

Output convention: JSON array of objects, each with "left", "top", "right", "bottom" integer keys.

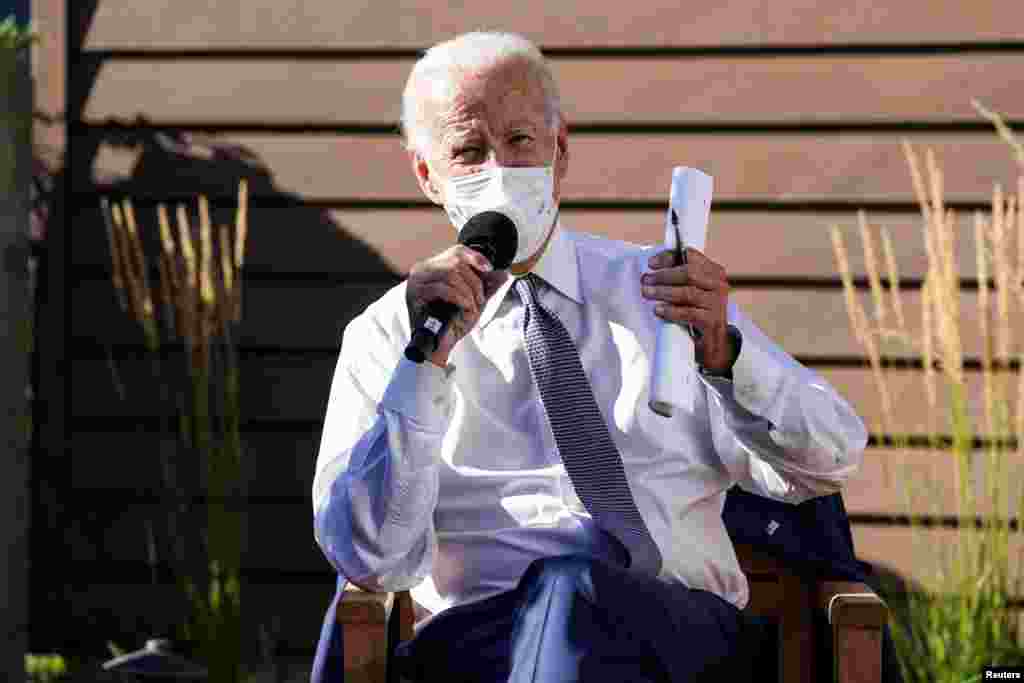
[{"left": 649, "top": 167, "right": 713, "bottom": 418}]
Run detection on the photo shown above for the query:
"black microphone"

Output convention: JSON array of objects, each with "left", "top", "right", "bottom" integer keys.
[{"left": 405, "top": 211, "right": 518, "bottom": 364}]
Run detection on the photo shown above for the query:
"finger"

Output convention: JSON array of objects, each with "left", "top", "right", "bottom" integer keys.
[
  {"left": 415, "top": 255, "right": 485, "bottom": 308},
  {"left": 652, "top": 303, "right": 713, "bottom": 328},
  {"left": 450, "top": 262, "right": 486, "bottom": 308},
  {"left": 683, "top": 249, "right": 728, "bottom": 285},
  {"left": 646, "top": 249, "right": 679, "bottom": 270},
  {"left": 423, "top": 280, "right": 478, "bottom": 317},
  {"left": 450, "top": 266, "right": 485, "bottom": 312},
  {"left": 482, "top": 270, "right": 510, "bottom": 298},
  {"left": 682, "top": 247, "right": 724, "bottom": 267},
  {"left": 644, "top": 265, "right": 719, "bottom": 290},
  {"left": 456, "top": 245, "right": 495, "bottom": 274},
  {"left": 649, "top": 249, "right": 722, "bottom": 283},
  {"left": 643, "top": 266, "right": 689, "bottom": 287},
  {"left": 416, "top": 256, "right": 469, "bottom": 284},
  {"left": 642, "top": 284, "right": 715, "bottom": 309},
  {"left": 682, "top": 246, "right": 703, "bottom": 261}
]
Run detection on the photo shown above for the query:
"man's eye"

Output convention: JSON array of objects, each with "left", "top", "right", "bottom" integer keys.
[
  {"left": 510, "top": 134, "right": 533, "bottom": 145},
  {"left": 455, "top": 147, "right": 482, "bottom": 161}
]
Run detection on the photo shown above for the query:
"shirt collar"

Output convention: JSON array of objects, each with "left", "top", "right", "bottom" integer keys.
[{"left": 477, "top": 220, "right": 583, "bottom": 329}]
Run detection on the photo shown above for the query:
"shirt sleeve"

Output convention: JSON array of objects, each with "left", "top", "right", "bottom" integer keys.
[
  {"left": 700, "top": 301, "right": 867, "bottom": 504},
  {"left": 312, "top": 309, "right": 456, "bottom": 592}
]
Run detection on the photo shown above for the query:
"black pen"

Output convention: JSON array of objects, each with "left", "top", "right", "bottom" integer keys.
[{"left": 671, "top": 209, "right": 702, "bottom": 341}]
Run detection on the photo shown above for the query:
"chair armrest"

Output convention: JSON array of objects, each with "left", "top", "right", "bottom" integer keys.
[
  {"left": 338, "top": 586, "right": 416, "bottom": 683},
  {"left": 816, "top": 581, "right": 888, "bottom": 683},
  {"left": 340, "top": 584, "right": 395, "bottom": 624},
  {"left": 817, "top": 580, "right": 888, "bottom": 628},
  {"left": 338, "top": 585, "right": 395, "bottom": 683}
]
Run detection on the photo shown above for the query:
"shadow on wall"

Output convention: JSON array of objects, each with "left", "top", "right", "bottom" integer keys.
[
  {"left": 46, "top": 123, "right": 403, "bottom": 664},
  {"left": 867, "top": 561, "right": 928, "bottom": 624},
  {"left": 29, "top": 1, "right": 403, "bottom": 668},
  {"left": 89, "top": 125, "right": 399, "bottom": 280}
]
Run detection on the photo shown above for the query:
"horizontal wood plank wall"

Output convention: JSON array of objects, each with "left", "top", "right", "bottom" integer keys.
[
  {"left": 86, "top": 132, "right": 1020, "bottom": 202},
  {"left": 69, "top": 1, "right": 1024, "bottom": 665},
  {"left": 83, "top": 2, "right": 1024, "bottom": 48},
  {"left": 83, "top": 55, "right": 1024, "bottom": 125},
  {"left": 72, "top": 207, "right": 987, "bottom": 279}
]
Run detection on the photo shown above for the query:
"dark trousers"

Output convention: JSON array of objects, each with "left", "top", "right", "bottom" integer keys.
[{"left": 395, "top": 555, "right": 743, "bottom": 683}]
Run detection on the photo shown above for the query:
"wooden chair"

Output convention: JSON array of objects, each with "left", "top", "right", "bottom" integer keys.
[{"left": 338, "top": 542, "right": 888, "bottom": 683}]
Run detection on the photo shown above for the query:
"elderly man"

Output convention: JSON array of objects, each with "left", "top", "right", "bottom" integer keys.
[{"left": 312, "top": 32, "right": 866, "bottom": 682}]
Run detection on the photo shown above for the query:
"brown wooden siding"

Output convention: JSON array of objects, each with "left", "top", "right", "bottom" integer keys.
[
  {"left": 83, "top": 55, "right": 1024, "bottom": 125},
  {"left": 72, "top": 208, "right": 983, "bottom": 279},
  {"left": 83, "top": 2, "right": 1024, "bottom": 49},
  {"left": 86, "top": 132, "right": 1020, "bottom": 201}
]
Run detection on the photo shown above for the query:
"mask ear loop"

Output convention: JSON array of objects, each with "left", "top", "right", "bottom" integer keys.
[
  {"left": 422, "top": 156, "right": 444, "bottom": 201},
  {"left": 550, "top": 124, "right": 560, "bottom": 170},
  {"left": 541, "top": 124, "right": 561, "bottom": 242}
]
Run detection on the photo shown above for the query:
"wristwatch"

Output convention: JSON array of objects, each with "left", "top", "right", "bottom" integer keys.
[{"left": 698, "top": 324, "right": 742, "bottom": 380}]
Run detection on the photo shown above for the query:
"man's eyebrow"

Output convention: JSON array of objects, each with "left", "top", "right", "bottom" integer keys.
[
  {"left": 504, "top": 120, "right": 539, "bottom": 131},
  {"left": 439, "top": 128, "right": 480, "bottom": 149},
  {"left": 445, "top": 135, "right": 482, "bottom": 152},
  {"left": 445, "top": 121, "right": 486, "bottom": 140}
]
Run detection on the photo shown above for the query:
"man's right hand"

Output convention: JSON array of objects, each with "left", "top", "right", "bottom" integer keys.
[{"left": 406, "top": 245, "right": 509, "bottom": 367}]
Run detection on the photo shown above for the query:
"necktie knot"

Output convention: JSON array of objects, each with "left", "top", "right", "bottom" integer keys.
[{"left": 514, "top": 274, "right": 540, "bottom": 308}]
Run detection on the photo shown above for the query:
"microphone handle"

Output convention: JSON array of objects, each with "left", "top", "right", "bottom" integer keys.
[{"left": 405, "top": 299, "right": 461, "bottom": 364}]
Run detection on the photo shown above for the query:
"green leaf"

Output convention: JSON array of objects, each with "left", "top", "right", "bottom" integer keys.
[{"left": 0, "top": 15, "right": 35, "bottom": 49}]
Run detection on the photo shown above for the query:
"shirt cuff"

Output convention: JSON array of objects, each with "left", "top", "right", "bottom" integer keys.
[
  {"left": 380, "top": 357, "right": 456, "bottom": 432},
  {"left": 700, "top": 324, "right": 786, "bottom": 423},
  {"left": 730, "top": 326, "right": 786, "bottom": 418}
]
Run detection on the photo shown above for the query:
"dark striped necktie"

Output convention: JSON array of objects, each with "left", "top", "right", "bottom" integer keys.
[{"left": 515, "top": 274, "right": 662, "bottom": 575}]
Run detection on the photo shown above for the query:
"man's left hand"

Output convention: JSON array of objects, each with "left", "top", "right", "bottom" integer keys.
[{"left": 642, "top": 248, "right": 736, "bottom": 375}]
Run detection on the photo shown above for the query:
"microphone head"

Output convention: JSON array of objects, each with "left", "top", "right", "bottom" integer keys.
[{"left": 458, "top": 211, "right": 517, "bottom": 270}]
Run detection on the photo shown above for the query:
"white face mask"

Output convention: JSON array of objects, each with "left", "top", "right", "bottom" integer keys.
[{"left": 436, "top": 142, "right": 559, "bottom": 266}]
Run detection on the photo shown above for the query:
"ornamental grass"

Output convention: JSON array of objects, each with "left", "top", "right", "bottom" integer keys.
[
  {"left": 101, "top": 180, "right": 251, "bottom": 681},
  {"left": 831, "top": 103, "right": 1024, "bottom": 681}
]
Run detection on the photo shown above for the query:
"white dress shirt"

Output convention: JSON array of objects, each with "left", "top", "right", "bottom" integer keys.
[{"left": 312, "top": 224, "right": 866, "bottom": 621}]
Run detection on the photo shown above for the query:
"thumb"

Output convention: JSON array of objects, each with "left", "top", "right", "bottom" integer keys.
[{"left": 483, "top": 270, "right": 510, "bottom": 298}]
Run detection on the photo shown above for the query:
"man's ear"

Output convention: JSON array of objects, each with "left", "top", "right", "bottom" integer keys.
[
  {"left": 555, "top": 119, "right": 569, "bottom": 182},
  {"left": 409, "top": 149, "right": 444, "bottom": 205},
  {"left": 553, "top": 119, "right": 569, "bottom": 200}
]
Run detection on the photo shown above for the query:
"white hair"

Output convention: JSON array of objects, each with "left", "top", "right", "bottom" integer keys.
[{"left": 400, "top": 32, "right": 562, "bottom": 157}]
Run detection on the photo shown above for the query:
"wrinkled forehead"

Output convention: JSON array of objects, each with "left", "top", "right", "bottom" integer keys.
[{"left": 425, "top": 58, "right": 549, "bottom": 136}]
